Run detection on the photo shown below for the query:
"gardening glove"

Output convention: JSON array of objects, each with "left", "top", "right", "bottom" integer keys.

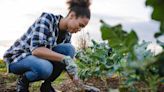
[
  {"left": 62, "top": 56, "right": 78, "bottom": 77},
  {"left": 63, "top": 56, "right": 84, "bottom": 90}
]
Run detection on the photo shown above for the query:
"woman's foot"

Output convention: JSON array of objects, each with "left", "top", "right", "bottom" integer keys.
[
  {"left": 40, "top": 81, "right": 56, "bottom": 92},
  {"left": 16, "top": 75, "right": 29, "bottom": 92}
]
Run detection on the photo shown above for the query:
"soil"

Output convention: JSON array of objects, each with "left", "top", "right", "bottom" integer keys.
[
  {"left": 58, "top": 77, "right": 108, "bottom": 92},
  {"left": 0, "top": 73, "right": 16, "bottom": 92},
  {"left": 1, "top": 73, "right": 164, "bottom": 92},
  {"left": 158, "top": 83, "right": 164, "bottom": 92},
  {"left": 0, "top": 73, "right": 108, "bottom": 92}
]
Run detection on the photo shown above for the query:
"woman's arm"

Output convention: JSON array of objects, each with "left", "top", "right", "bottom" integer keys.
[{"left": 32, "top": 47, "right": 65, "bottom": 62}]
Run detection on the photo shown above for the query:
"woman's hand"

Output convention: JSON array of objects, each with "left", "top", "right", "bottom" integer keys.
[
  {"left": 62, "top": 56, "right": 78, "bottom": 76},
  {"left": 63, "top": 56, "right": 100, "bottom": 92}
]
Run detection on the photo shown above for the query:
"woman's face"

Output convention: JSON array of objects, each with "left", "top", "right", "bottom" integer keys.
[{"left": 67, "top": 13, "right": 90, "bottom": 33}]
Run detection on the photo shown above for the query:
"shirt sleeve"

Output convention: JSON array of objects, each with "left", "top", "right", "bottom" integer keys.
[{"left": 30, "top": 13, "right": 53, "bottom": 52}]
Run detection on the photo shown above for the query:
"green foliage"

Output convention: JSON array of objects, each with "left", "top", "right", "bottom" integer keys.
[
  {"left": 76, "top": 40, "right": 113, "bottom": 80},
  {"left": 0, "top": 59, "right": 6, "bottom": 72},
  {"left": 100, "top": 21, "right": 164, "bottom": 91},
  {"left": 154, "top": 52, "right": 164, "bottom": 77},
  {"left": 100, "top": 20, "right": 138, "bottom": 59},
  {"left": 133, "top": 41, "right": 153, "bottom": 61},
  {"left": 146, "top": 0, "right": 164, "bottom": 38},
  {"left": 146, "top": 0, "right": 164, "bottom": 79},
  {"left": 0, "top": 59, "right": 3, "bottom": 63},
  {"left": 76, "top": 38, "right": 163, "bottom": 91},
  {"left": 146, "top": 0, "right": 164, "bottom": 21},
  {"left": 76, "top": 20, "right": 164, "bottom": 91},
  {"left": 76, "top": 2, "right": 164, "bottom": 89}
]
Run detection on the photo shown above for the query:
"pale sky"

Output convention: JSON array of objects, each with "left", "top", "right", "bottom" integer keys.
[{"left": 0, "top": 0, "right": 161, "bottom": 58}]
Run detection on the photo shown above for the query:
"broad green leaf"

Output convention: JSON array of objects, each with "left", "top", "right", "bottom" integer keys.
[
  {"left": 146, "top": 0, "right": 164, "bottom": 38},
  {"left": 100, "top": 20, "right": 138, "bottom": 56}
]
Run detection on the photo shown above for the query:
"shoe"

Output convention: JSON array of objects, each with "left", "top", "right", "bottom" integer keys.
[
  {"left": 16, "top": 75, "right": 29, "bottom": 92},
  {"left": 40, "top": 81, "right": 56, "bottom": 92}
]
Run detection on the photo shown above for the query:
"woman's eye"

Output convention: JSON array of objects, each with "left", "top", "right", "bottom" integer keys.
[{"left": 79, "top": 24, "right": 85, "bottom": 28}]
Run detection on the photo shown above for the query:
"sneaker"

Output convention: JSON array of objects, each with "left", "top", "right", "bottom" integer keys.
[
  {"left": 16, "top": 75, "right": 29, "bottom": 92},
  {"left": 40, "top": 81, "right": 56, "bottom": 92}
]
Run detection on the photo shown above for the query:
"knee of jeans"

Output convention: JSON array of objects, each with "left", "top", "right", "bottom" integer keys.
[
  {"left": 53, "top": 43, "right": 76, "bottom": 58},
  {"left": 65, "top": 44, "right": 75, "bottom": 58},
  {"left": 39, "top": 62, "right": 53, "bottom": 79}
]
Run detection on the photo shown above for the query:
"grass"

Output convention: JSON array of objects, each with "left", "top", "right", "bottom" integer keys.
[
  {"left": 54, "top": 72, "right": 68, "bottom": 85},
  {"left": 0, "top": 59, "right": 7, "bottom": 72}
]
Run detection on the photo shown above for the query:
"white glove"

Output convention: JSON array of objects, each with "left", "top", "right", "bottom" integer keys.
[{"left": 63, "top": 56, "right": 78, "bottom": 76}]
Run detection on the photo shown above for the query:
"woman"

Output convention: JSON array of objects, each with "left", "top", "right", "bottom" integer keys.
[{"left": 3, "top": 0, "right": 91, "bottom": 92}]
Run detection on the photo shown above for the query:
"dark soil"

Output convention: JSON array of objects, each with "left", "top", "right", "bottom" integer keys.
[
  {"left": 158, "top": 83, "right": 164, "bottom": 92},
  {"left": 58, "top": 77, "right": 108, "bottom": 92},
  {"left": 0, "top": 73, "right": 17, "bottom": 92},
  {"left": 1, "top": 73, "right": 164, "bottom": 92}
]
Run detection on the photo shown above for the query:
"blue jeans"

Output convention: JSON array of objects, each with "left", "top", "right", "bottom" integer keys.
[{"left": 9, "top": 43, "right": 75, "bottom": 82}]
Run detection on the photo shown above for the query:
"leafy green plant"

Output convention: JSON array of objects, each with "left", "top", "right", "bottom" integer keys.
[
  {"left": 76, "top": 7, "right": 164, "bottom": 90},
  {"left": 146, "top": 0, "right": 164, "bottom": 38},
  {"left": 76, "top": 40, "right": 113, "bottom": 80},
  {"left": 99, "top": 20, "right": 164, "bottom": 91},
  {"left": 100, "top": 20, "right": 138, "bottom": 59},
  {"left": 0, "top": 59, "right": 6, "bottom": 72}
]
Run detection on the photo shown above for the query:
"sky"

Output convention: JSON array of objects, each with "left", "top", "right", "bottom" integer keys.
[{"left": 0, "top": 0, "right": 162, "bottom": 58}]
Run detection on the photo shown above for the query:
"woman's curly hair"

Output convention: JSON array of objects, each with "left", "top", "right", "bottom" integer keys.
[{"left": 67, "top": 0, "right": 91, "bottom": 18}]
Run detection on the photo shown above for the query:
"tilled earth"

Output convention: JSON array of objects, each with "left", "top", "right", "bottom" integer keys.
[
  {"left": 0, "top": 73, "right": 16, "bottom": 92},
  {"left": 0, "top": 73, "right": 107, "bottom": 92},
  {"left": 1, "top": 73, "right": 164, "bottom": 92}
]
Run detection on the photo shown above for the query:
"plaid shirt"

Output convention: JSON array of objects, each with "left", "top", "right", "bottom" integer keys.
[{"left": 3, "top": 12, "right": 71, "bottom": 63}]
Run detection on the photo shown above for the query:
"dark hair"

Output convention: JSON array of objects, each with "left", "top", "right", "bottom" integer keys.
[{"left": 67, "top": 0, "right": 91, "bottom": 19}]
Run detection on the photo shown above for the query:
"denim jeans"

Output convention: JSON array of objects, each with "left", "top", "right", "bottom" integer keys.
[{"left": 9, "top": 43, "right": 75, "bottom": 82}]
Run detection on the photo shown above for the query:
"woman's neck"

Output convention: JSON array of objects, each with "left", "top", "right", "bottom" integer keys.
[{"left": 59, "top": 18, "right": 68, "bottom": 31}]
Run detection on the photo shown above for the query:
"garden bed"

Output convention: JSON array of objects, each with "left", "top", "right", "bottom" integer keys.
[{"left": 0, "top": 73, "right": 164, "bottom": 92}]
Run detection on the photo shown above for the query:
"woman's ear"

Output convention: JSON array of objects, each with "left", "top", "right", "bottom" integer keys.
[{"left": 68, "top": 11, "right": 76, "bottom": 19}]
